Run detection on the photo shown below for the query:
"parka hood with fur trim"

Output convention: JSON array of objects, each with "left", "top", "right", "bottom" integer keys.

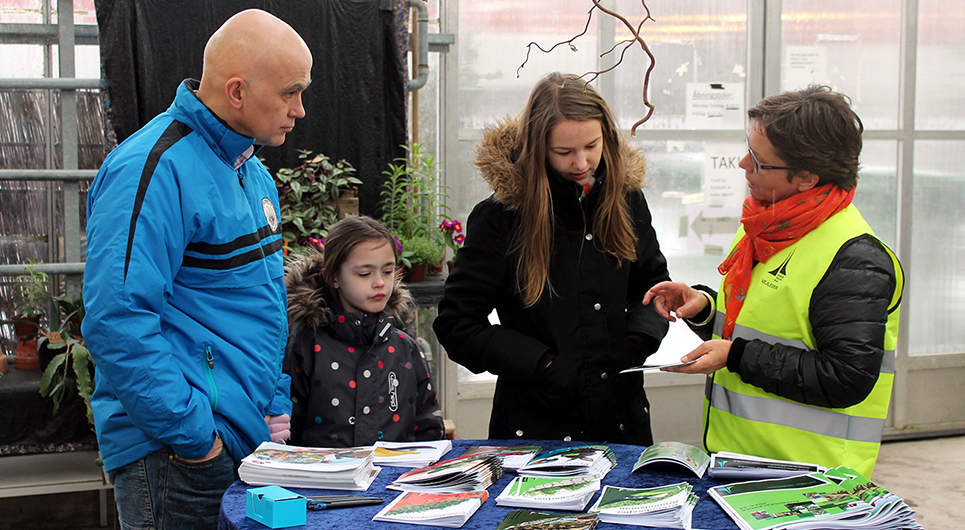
[
  {"left": 472, "top": 116, "right": 649, "bottom": 208},
  {"left": 285, "top": 251, "right": 416, "bottom": 342}
]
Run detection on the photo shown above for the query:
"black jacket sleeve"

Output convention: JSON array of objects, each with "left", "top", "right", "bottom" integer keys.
[
  {"left": 728, "top": 235, "right": 897, "bottom": 408},
  {"left": 623, "top": 190, "right": 671, "bottom": 355},
  {"left": 282, "top": 328, "right": 316, "bottom": 446}
]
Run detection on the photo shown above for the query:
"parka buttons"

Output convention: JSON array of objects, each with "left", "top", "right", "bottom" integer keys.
[
  {"left": 563, "top": 436, "right": 572, "bottom": 442},
  {"left": 585, "top": 233, "right": 593, "bottom": 241},
  {"left": 515, "top": 430, "right": 524, "bottom": 437},
  {"left": 363, "top": 406, "right": 370, "bottom": 414},
  {"left": 600, "top": 372, "right": 608, "bottom": 379},
  {"left": 593, "top": 303, "right": 601, "bottom": 311}
]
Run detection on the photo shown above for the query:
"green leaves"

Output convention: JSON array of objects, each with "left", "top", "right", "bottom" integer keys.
[
  {"left": 39, "top": 330, "right": 95, "bottom": 427},
  {"left": 378, "top": 143, "right": 451, "bottom": 255}
]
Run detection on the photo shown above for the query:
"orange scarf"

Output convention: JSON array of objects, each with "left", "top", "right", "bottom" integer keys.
[{"left": 717, "top": 184, "right": 855, "bottom": 339}]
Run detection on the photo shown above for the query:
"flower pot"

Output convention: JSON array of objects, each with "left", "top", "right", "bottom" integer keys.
[
  {"left": 12, "top": 315, "right": 42, "bottom": 339},
  {"left": 404, "top": 263, "right": 427, "bottom": 282},
  {"left": 446, "top": 260, "right": 454, "bottom": 273},
  {"left": 15, "top": 338, "right": 39, "bottom": 370},
  {"left": 426, "top": 259, "right": 445, "bottom": 276}
]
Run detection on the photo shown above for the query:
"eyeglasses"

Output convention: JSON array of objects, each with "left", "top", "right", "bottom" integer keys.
[{"left": 746, "top": 145, "right": 796, "bottom": 174}]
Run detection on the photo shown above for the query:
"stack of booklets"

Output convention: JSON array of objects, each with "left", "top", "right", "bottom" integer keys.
[
  {"left": 631, "top": 441, "right": 711, "bottom": 478},
  {"left": 459, "top": 444, "right": 541, "bottom": 472},
  {"left": 516, "top": 445, "right": 616, "bottom": 480},
  {"left": 238, "top": 442, "right": 379, "bottom": 491},
  {"left": 389, "top": 452, "right": 503, "bottom": 493},
  {"left": 707, "top": 451, "right": 826, "bottom": 480},
  {"left": 495, "top": 475, "right": 601, "bottom": 511},
  {"left": 496, "top": 509, "right": 600, "bottom": 530},
  {"left": 372, "top": 440, "right": 453, "bottom": 468},
  {"left": 588, "top": 483, "right": 698, "bottom": 529},
  {"left": 372, "top": 490, "right": 489, "bottom": 528},
  {"left": 709, "top": 466, "right": 923, "bottom": 530}
]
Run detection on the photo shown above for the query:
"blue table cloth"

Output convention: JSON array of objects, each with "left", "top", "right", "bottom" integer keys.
[{"left": 218, "top": 439, "right": 740, "bottom": 530}]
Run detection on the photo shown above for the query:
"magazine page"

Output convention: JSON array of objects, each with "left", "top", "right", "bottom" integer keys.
[
  {"left": 372, "top": 490, "right": 489, "bottom": 528},
  {"left": 708, "top": 451, "right": 825, "bottom": 480},
  {"left": 631, "top": 441, "right": 710, "bottom": 478},
  {"left": 495, "top": 475, "right": 601, "bottom": 511},
  {"left": 460, "top": 445, "right": 541, "bottom": 471},
  {"left": 373, "top": 440, "right": 453, "bottom": 468},
  {"left": 588, "top": 483, "right": 697, "bottom": 529},
  {"left": 708, "top": 472, "right": 878, "bottom": 530},
  {"left": 495, "top": 509, "right": 599, "bottom": 530},
  {"left": 241, "top": 441, "right": 373, "bottom": 473}
]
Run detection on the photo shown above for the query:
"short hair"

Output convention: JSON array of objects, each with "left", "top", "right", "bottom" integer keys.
[
  {"left": 321, "top": 216, "right": 397, "bottom": 297},
  {"left": 748, "top": 85, "right": 863, "bottom": 190}
]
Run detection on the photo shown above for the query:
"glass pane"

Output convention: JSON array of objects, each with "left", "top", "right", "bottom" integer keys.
[
  {"left": 781, "top": 0, "right": 901, "bottom": 130},
  {"left": 916, "top": 0, "right": 965, "bottom": 130},
  {"left": 908, "top": 141, "right": 965, "bottom": 355},
  {"left": 0, "top": 2, "right": 44, "bottom": 24},
  {"left": 614, "top": 0, "right": 748, "bottom": 131},
  {"left": 0, "top": 45, "right": 46, "bottom": 77},
  {"left": 75, "top": 0, "right": 96, "bottom": 25},
  {"left": 854, "top": 140, "right": 898, "bottom": 249},
  {"left": 458, "top": 0, "right": 601, "bottom": 129}
]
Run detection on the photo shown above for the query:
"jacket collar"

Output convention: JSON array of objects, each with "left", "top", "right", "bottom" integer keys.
[{"left": 168, "top": 79, "right": 256, "bottom": 169}]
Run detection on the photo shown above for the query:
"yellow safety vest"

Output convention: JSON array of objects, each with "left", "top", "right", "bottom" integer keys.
[{"left": 704, "top": 204, "right": 903, "bottom": 477}]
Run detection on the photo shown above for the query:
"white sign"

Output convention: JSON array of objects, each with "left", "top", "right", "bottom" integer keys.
[
  {"left": 686, "top": 142, "right": 747, "bottom": 251},
  {"left": 686, "top": 82, "right": 745, "bottom": 130},
  {"left": 784, "top": 46, "right": 827, "bottom": 91}
]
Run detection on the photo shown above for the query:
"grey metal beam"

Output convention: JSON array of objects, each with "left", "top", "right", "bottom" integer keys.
[
  {"left": 0, "top": 169, "right": 96, "bottom": 181},
  {"left": 0, "top": 23, "right": 97, "bottom": 45},
  {"left": 0, "top": 77, "right": 100, "bottom": 90}
]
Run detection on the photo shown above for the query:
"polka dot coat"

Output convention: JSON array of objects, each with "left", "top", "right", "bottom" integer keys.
[{"left": 284, "top": 309, "right": 445, "bottom": 448}]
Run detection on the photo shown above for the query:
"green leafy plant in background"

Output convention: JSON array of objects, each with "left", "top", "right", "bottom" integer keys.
[
  {"left": 275, "top": 150, "right": 362, "bottom": 253},
  {"left": 11, "top": 259, "right": 50, "bottom": 319}
]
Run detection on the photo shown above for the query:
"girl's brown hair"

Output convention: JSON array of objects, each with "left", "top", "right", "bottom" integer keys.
[
  {"left": 321, "top": 216, "right": 399, "bottom": 299},
  {"left": 514, "top": 72, "right": 638, "bottom": 306}
]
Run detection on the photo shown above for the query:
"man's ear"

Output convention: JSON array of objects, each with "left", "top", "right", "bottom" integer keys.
[
  {"left": 795, "top": 170, "right": 820, "bottom": 193},
  {"left": 224, "top": 77, "right": 245, "bottom": 110}
]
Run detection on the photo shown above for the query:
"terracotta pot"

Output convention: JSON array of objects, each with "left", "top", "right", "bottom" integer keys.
[
  {"left": 446, "top": 260, "right": 454, "bottom": 273},
  {"left": 0, "top": 354, "right": 8, "bottom": 374},
  {"left": 14, "top": 338, "right": 39, "bottom": 370},
  {"left": 404, "top": 263, "right": 427, "bottom": 282},
  {"left": 12, "top": 315, "right": 42, "bottom": 339},
  {"left": 426, "top": 259, "right": 444, "bottom": 276}
]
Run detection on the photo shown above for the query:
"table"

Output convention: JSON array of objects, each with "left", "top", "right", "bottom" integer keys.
[
  {"left": 218, "top": 439, "right": 740, "bottom": 530},
  {"left": 0, "top": 365, "right": 97, "bottom": 454}
]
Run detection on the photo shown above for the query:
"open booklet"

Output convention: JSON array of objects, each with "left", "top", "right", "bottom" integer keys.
[
  {"left": 373, "top": 440, "right": 453, "bottom": 468},
  {"left": 631, "top": 441, "right": 710, "bottom": 478},
  {"left": 495, "top": 475, "right": 601, "bottom": 511},
  {"left": 708, "top": 451, "right": 826, "bottom": 480},
  {"left": 709, "top": 466, "right": 922, "bottom": 530}
]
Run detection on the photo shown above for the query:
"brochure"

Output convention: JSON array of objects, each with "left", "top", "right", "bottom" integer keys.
[
  {"left": 631, "top": 441, "right": 711, "bottom": 478},
  {"left": 460, "top": 444, "right": 541, "bottom": 471},
  {"left": 496, "top": 509, "right": 600, "bottom": 530},
  {"left": 620, "top": 359, "right": 697, "bottom": 373},
  {"left": 709, "top": 466, "right": 923, "bottom": 530},
  {"left": 390, "top": 452, "right": 503, "bottom": 493},
  {"left": 708, "top": 451, "right": 826, "bottom": 480},
  {"left": 372, "top": 490, "right": 489, "bottom": 528},
  {"left": 373, "top": 440, "right": 453, "bottom": 468},
  {"left": 517, "top": 445, "right": 616, "bottom": 480},
  {"left": 238, "top": 441, "right": 380, "bottom": 491},
  {"left": 588, "top": 483, "right": 697, "bottom": 529},
  {"left": 495, "top": 475, "right": 601, "bottom": 511}
]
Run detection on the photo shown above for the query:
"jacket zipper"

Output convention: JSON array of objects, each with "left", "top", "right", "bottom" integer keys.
[{"left": 204, "top": 346, "right": 219, "bottom": 411}]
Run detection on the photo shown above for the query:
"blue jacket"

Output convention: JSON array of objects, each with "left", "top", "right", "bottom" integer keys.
[{"left": 83, "top": 79, "right": 291, "bottom": 472}]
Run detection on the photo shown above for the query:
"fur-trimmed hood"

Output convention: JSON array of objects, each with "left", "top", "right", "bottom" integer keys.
[
  {"left": 285, "top": 251, "right": 416, "bottom": 341},
  {"left": 472, "top": 116, "right": 649, "bottom": 208}
]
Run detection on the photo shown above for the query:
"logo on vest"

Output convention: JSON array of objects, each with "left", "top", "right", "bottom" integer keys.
[
  {"left": 762, "top": 251, "right": 793, "bottom": 290},
  {"left": 388, "top": 371, "right": 399, "bottom": 412}
]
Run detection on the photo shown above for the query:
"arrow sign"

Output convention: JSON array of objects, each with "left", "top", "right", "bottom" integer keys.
[{"left": 690, "top": 210, "right": 740, "bottom": 239}]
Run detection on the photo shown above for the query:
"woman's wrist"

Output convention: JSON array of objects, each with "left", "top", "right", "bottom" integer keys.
[{"left": 685, "top": 289, "right": 715, "bottom": 326}]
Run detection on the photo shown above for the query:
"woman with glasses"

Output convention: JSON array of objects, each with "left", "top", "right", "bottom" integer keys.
[{"left": 643, "top": 85, "right": 903, "bottom": 478}]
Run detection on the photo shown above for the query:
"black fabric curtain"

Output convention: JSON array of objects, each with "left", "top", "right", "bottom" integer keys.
[{"left": 94, "top": 0, "right": 407, "bottom": 216}]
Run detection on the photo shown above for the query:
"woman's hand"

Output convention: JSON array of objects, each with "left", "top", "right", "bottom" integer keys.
[
  {"left": 642, "top": 281, "right": 709, "bottom": 322},
  {"left": 662, "top": 340, "right": 732, "bottom": 375}
]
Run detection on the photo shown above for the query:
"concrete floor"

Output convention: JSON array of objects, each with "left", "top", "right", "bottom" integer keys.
[
  {"left": 1, "top": 435, "right": 961, "bottom": 529},
  {"left": 872, "top": 435, "right": 965, "bottom": 530}
]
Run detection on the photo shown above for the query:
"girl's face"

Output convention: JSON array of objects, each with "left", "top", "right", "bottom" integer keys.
[
  {"left": 333, "top": 239, "right": 396, "bottom": 315},
  {"left": 546, "top": 119, "right": 603, "bottom": 187}
]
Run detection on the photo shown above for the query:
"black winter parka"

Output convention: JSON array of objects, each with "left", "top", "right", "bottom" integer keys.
[{"left": 433, "top": 118, "right": 671, "bottom": 445}]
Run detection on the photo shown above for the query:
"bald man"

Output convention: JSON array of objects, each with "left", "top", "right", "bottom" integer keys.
[{"left": 82, "top": 9, "right": 312, "bottom": 529}]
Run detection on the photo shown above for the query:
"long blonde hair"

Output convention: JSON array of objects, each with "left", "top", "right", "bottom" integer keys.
[{"left": 513, "top": 72, "right": 639, "bottom": 306}]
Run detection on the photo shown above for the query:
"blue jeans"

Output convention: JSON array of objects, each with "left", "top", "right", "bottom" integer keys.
[{"left": 108, "top": 446, "right": 237, "bottom": 530}]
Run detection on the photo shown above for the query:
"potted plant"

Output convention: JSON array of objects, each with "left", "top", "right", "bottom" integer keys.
[
  {"left": 399, "top": 235, "right": 446, "bottom": 281},
  {"left": 378, "top": 143, "right": 451, "bottom": 280},
  {"left": 4, "top": 260, "right": 50, "bottom": 369},
  {"left": 274, "top": 150, "right": 362, "bottom": 255},
  {"left": 39, "top": 325, "right": 95, "bottom": 428},
  {"left": 440, "top": 219, "right": 465, "bottom": 271}
]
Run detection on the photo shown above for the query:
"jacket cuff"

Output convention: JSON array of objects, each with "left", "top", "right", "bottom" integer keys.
[{"left": 727, "top": 338, "right": 747, "bottom": 373}]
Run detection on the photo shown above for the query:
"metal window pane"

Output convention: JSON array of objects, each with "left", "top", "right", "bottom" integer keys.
[{"left": 915, "top": 0, "right": 965, "bottom": 130}]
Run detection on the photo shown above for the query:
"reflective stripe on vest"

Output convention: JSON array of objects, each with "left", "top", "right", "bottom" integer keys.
[{"left": 704, "top": 204, "right": 903, "bottom": 477}]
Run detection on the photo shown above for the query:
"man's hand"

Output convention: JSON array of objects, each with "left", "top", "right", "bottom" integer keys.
[
  {"left": 266, "top": 414, "right": 291, "bottom": 444},
  {"left": 643, "top": 281, "right": 709, "bottom": 322},
  {"left": 662, "top": 340, "right": 732, "bottom": 375},
  {"left": 178, "top": 436, "right": 223, "bottom": 463}
]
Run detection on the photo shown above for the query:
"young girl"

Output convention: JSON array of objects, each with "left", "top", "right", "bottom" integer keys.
[
  {"left": 434, "top": 72, "right": 671, "bottom": 445},
  {"left": 284, "top": 216, "right": 445, "bottom": 447}
]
